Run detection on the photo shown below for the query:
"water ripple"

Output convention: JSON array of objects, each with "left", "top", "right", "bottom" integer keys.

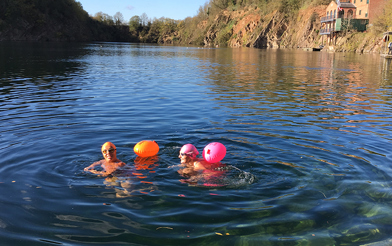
[{"left": 1, "top": 43, "right": 392, "bottom": 245}]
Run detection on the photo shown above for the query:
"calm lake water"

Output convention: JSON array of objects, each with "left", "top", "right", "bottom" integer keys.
[{"left": 1, "top": 41, "right": 392, "bottom": 245}]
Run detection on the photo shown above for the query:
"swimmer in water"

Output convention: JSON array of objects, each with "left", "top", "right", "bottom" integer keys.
[
  {"left": 176, "top": 143, "right": 255, "bottom": 188},
  {"left": 177, "top": 144, "right": 226, "bottom": 186},
  {"left": 84, "top": 142, "right": 126, "bottom": 176},
  {"left": 177, "top": 144, "right": 223, "bottom": 176}
]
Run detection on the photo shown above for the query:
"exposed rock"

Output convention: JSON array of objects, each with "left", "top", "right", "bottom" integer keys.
[
  {"left": 204, "top": 10, "right": 234, "bottom": 47},
  {"left": 250, "top": 11, "right": 287, "bottom": 49},
  {"left": 159, "top": 31, "right": 179, "bottom": 44},
  {"left": 193, "top": 4, "right": 384, "bottom": 53},
  {"left": 203, "top": 6, "right": 328, "bottom": 50},
  {"left": 230, "top": 12, "right": 262, "bottom": 47}
]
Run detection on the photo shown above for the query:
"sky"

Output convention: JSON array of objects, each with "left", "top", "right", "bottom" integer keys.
[{"left": 77, "top": 0, "right": 208, "bottom": 22}]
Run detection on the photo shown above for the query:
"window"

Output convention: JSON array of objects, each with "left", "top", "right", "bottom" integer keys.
[
  {"left": 334, "top": 10, "right": 336, "bottom": 18},
  {"left": 365, "top": 13, "right": 368, "bottom": 17},
  {"left": 359, "top": 10, "right": 362, "bottom": 15},
  {"left": 367, "top": 0, "right": 369, "bottom": 3},
  {"left": 354, "top": 0, "right": 356, "bottom": 3}
]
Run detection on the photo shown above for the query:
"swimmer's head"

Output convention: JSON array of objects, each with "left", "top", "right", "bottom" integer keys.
[
  {"left": 102, "top": 142, "right": 116, "bottom": 152},
  {"left": 179, "top": 144, "right": 199, "bottom": 159},
  {"left": 101, "top": 142, "right": 117, "bottom": 161}
]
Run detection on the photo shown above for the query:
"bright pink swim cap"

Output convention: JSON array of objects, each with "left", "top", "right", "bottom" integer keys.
[{"left": 180, "top": 144, "right": 199, "bottom": 159}]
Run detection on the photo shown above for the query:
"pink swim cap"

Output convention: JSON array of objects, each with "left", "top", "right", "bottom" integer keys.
[{"left": 180, "top": 144, "right": 199, "bottom": 159}]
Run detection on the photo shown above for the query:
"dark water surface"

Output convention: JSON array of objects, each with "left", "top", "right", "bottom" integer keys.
[{"left": 1, "top": 42, "right": 392, "bottom": 245}]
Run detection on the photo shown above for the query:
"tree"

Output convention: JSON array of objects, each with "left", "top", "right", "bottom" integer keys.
[
  {"left": 93, "top": 11, "right": 104, "bottom": 22},
  {"left": 197, "top": 3, "right": 208, "bottom": 18},
  {"left": 211, "top": 0, "right": 230, "bottom": 9},
  {"left": 102, "top": 13, "right": 114, "bottom": 25},
  {"left": 129, "top": 15, "right": 141, "bottom": 32},
  {"left": 93, "top": 12, "right": 114, "bottom": 25},
  {"left": 113, "top": 12, "right": 124, "bottom": 25},
  {"left": 140, "top": 13, "right": 149, "bottom": 27}
]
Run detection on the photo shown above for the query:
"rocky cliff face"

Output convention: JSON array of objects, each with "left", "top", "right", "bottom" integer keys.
[
  {"left": 197, "top": 5, "right": 383, "bottom": 53},
  {"left": 248, "top": 11, "right": 287, "bottom": 48},
  {"left": 202, "top": 6, "right": 325, "bottom": 49}
]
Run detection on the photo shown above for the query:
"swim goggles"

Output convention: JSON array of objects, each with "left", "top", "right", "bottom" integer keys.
[{"left": 102, "top": 148, "right": 116, "bottom": 154}]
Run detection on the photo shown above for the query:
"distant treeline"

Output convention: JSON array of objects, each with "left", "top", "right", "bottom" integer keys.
[
  {"left": 0, "top": 0, "right": 135, "bottom": 41},
  {"left": 120, "top": 0, "right": 335, "bottom": 45},
  {"left": 79, "top": 0, "right": 334, "bottom": 45},
  {"left": 1, "top": 0, "right": 391, "bottom": 44},
  {"left": 116, "top": 0, "right": 392, "bottom": 46},
  {"left": 0, "top": 0, "right": 332, "bottom": 43}
]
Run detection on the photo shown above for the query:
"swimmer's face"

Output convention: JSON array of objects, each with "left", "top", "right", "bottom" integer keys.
[
  {"left": 179, "top": 151, "right": 192, "bottom": 164},
  {"left": 102, "top": 142, "right": 117, "bottom": 162}
]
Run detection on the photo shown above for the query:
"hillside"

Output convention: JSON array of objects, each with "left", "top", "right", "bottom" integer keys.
[
  {"left": 199, "top": 6, "right": 326, "bottom": 49},
  {"left": 160, "top": 0, "right": 392, "bottom": 54},
  {"left": 0, "top": 0, "right": 134, "bottom": 42},
  {"left": 1, "top": 0, "right": 391, "bottom": 54}
]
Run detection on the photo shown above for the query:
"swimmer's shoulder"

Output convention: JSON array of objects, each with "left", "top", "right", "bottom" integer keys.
[
  {"left": 193, "top": 160, "right": 208, "bottom": 170},
  {"left": 197, "top": 160, "right": 225, "bottom": 170}
]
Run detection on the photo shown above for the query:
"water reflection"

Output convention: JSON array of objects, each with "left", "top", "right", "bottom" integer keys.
[
  {"left": 0, "top": 41, "right": 89, "bottom": 81},
  {"left": 193, "top": 49, "right": 392, "bottom": 166},
  {"left": 2, "top": 43, "right": 392, "bottom": 245},
  {"left": 83, "top": 155, "right": 160, "bottom": 198}
]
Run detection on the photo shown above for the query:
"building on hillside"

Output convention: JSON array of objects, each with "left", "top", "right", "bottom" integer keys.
[
  {"left": 353, "top": 0, "right": 386, "bottom": 23},
  {"left": 367, "top": 0, "right": 388, "bottom": 24},
  {"left": 320, "top": 0, "right": 387, "bottom": 45}
]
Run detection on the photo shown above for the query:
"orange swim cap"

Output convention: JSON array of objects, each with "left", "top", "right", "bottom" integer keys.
[{"left": 102, "top": 142, "right": 116, "bottom": 151}]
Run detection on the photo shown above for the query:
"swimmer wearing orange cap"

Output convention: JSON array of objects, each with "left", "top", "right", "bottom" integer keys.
[{"left": 84, "top": 142, "right": 126, "bottom": 176}]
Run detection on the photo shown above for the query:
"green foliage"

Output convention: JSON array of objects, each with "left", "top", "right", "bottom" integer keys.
[
  {"left": 93, "top": 12, "right": 114, "bottom": 25},
  {"left": 216, "top": 20, "right": 236, "bottom": 46},
  {"left": 0, "top": 19, "right": 5, "bottom": 31},
  {"left": 3, "top": 0, "right": 380, "bottom": 48},
  {"left": 2, "top": 0, "right": 89, "bottom": 24},
  {"left": 278, "top": 0, "right": 302, "bottom": 18},
  {"left": 340, "top": 32, "right": 366, "bottom": 52},
  {"left": 0, "top": 0, "right": 135, "bottom": 42},
  {"left": 129, "top": 15, "right": 142, "bottom": 33},
  {"left": 125, "top": 0, "right": 326, "bottom": 45}
]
